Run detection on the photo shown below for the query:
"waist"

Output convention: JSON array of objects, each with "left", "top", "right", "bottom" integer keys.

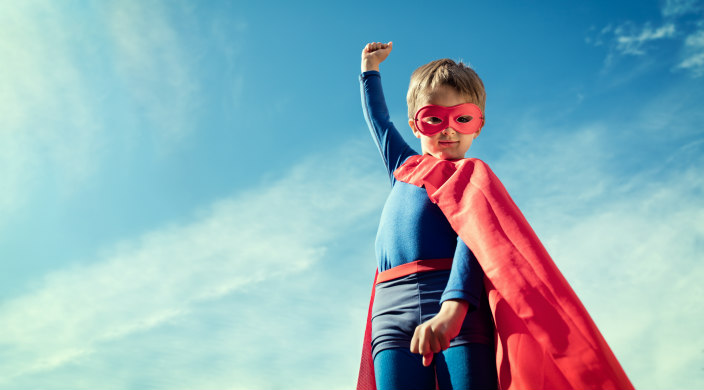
[{"left": 376, "top": 258, "right": 453, "bottom": 284}]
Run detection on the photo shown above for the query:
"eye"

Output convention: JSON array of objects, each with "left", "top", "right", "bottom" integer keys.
[
  {"left": 456, "top": 115, "right": 473, "bottom": 123},
  {"left": 422, "top": 116, "right": 443, "bottom": 125}
]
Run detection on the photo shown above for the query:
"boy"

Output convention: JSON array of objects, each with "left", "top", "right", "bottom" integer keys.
[{"left": 357, "top": 42, "right": 634, "bottom": 390}]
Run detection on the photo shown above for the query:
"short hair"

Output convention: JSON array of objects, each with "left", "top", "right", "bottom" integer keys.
[{"left": 406, "top": 59, "right": 486, "bottom": 121}]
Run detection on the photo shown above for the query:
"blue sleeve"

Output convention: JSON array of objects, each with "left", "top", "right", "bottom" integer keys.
[
  {"left": 440, "top": 237, "right": 484, "bottom": 309},
  {"left": 360, "top": 71, "right": 417, "bottom": 185}
]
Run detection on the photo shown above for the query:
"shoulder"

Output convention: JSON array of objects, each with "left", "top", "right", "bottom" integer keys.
[
  {"left": 465, "top": 157, "right": 489, "bottom": 167},
  {"left": 457, "top": 157, "right": 492, "bottom": 173},
  {"left": 458, "top": 158, "right": 501, "bottom": 188}
]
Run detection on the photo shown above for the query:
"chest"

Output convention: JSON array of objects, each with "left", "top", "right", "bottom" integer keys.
[{"left": 377, "top": 181, "right": 457, "bottom": 242}]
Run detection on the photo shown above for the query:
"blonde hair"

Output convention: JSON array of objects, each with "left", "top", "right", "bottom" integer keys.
[{"left": 406, "top": 59, "right": 486, "bottom": 121}]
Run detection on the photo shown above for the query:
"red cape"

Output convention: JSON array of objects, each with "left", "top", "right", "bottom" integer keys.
[{"left": 357, "top": 155, "right": 633, "bottom": 390}]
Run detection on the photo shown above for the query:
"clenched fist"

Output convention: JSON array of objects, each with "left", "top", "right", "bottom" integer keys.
[
  {"left": 361, "top": 41, "right": 393, "bottom": 72},
  {"left": 410, "top": 299, "right": 469, "bottom": 366}
]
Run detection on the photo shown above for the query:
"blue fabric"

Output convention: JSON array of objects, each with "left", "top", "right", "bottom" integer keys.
[
  {"left": 373, "top": 344, "right": 497, "bottom": 390},
  {"left": 371, "top": 270, "right": 494, "bottom": 360},
  {"left": 360, "top": 70, "right": 484, "bottom": 306}
]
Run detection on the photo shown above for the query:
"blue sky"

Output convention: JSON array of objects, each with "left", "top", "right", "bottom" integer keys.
[{"left": 1, "top": 0, "right": 702, "bottom": 388}]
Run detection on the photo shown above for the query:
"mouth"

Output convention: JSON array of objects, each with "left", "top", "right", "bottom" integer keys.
[{"left": 438, "top": 140, "right": 458, "bottom": 147}]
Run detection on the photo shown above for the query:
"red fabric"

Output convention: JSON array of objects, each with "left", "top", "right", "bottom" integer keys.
[
  {"left": 377, "top": 258, "right": 454, "bottom": 284},
  {"left": 357, "top": 154, "right": 634, "bottom": 390},
  {"left": 357, "top": 271, "right": 377, "bottom": 390}
]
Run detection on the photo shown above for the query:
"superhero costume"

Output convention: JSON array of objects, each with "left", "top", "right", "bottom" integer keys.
[
  {"left": 359, "top": 70, "right": 494, "bottom": 364},
  {"left": 357, "top": 71, "right": 634, "bottom": 390}
]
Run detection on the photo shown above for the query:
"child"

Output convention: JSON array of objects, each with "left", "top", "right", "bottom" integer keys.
[{"left": 357, "top": 42, "right": 634, "bottom": 390}]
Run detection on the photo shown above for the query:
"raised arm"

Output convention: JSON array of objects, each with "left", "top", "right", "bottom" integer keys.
[
  {"left": 361, "top": 41, "right": 393, "bottom": 72},
  {"left": 359, "top": 41, "right": 416, "bottom": 183}
]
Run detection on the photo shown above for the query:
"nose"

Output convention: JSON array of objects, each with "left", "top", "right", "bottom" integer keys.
[{"left": 441, "top": 126, "right": 456, "bottom": 134}]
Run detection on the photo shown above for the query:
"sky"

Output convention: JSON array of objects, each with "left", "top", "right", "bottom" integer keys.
[{"left": 0, "top": 0, "right": 702, "bottom": 388}]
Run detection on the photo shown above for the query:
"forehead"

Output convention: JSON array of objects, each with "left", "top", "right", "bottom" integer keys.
[{"left": 423, "top": 84, "right": 473, "bottom": 107}]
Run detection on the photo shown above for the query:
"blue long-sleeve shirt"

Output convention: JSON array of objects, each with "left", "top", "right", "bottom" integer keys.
[{"left": 360, "top": 70, "right": 484, "bottom": 308}]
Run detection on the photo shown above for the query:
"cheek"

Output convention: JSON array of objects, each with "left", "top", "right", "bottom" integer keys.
[
  {"left": 419, "top": 137, "right": 437, "bottom": 154},
  {"left": 459, "top": 137, "right": 474, "bottom": 152}
]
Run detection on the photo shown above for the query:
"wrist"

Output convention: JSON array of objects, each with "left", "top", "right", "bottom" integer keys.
[
  {"left": 361, "top": 59, "right": 380, "bottom": 73},
  {"left": 439, "top": 299, "right": 469, "bottom": 316}
]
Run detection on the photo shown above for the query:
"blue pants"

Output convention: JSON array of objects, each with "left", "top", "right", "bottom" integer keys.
[{"left": 373, "top": 344, "right": 497, "bottom": 390}]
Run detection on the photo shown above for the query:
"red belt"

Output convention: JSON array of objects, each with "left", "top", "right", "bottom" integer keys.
[{"left": 376, "top": 258, "right": 453, "bottom": 284}]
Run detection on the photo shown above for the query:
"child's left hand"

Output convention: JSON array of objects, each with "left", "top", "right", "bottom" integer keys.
[{"left": 410, "top": 299, "right": 469, "bottom": 367}]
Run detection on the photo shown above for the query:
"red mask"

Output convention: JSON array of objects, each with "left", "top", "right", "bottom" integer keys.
[{"left": 413, "top": 103, "right": 484, "bottom": 136}]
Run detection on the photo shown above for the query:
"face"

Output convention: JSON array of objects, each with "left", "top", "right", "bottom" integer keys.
[{"left": 408, "top": 85, "right": 482, "bottom": 160}]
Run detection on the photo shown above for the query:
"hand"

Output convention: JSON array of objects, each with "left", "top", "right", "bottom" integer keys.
[
  {"left": 361, "top": 41, "right": 393, "bottom": 72},
  {"left": 410, "top": 299, "right": 469, "bottom": 366}
]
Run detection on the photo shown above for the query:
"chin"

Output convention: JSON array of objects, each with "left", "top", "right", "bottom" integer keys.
[{"left": 431, "top": 152, "right": 462, "bottom": 160}]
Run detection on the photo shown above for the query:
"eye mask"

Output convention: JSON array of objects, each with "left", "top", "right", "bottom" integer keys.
[{"left": 414, "top": 103, "right": 484, "bottom": 136}]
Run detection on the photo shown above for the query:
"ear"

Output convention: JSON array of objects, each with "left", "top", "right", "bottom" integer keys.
[
  {"left": 409, "top": 119, "right": 422, "bottom": 139},
  {"left": 474, "top": 116, "right": 485, "bottom": 139}
]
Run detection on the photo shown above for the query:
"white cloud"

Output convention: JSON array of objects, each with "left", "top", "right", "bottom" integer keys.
[
  {"left": 588, "top": 2, "right": 704, "bottom": 78},
  {"left": 586, "top": 21, "right": 676, "bottom": 62},
  {"left": 662, "top": 0, "right": 703, "bottom": 17},
  {"left": 677, "top": 27, "right": 704, "bottom": 76},
  {"left": 2, "top": 110, "right": 701, "bottom": 389},
  {"left": 613, "top": 23, "right": 676, "bottom": 55},
  {"left": 0, "top": 141, "right": 388, "bottom": 389},
  {"left": 106, "top": 1, "right": 207, "bottom": 147},
  {"left": 584, "top": 24, "right": 610, "bottom": 46},
  {"left": 0, "top": 2, "right": 106, "bottom": 212},
  {"left": 492, "top": 111, "right": 704, "bottom": 389},
  {"left": 0, "top": 1, "right": 239, "bottom": 218},
  {"left": 541, "top": 155, "right": 704, "bottom": 390}
]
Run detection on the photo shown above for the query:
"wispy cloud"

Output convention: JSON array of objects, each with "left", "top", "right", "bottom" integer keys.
[
  {"left": 662, "top": 0, "right": 703, "bottom": 17},
  {"left": 540, "top": 149, "right": 704, "bottom": 389},
  {"left": 492, "top": 98, "right": 704, "bottom": 389},
  {"left": 0, "top": 2, "right": 106, "bottom": 213},
  {"left": 586, "top": 2, "right": 704, "bottom": 77},
  {"left": 0, "top": 1, "right": 236, "bottom": 219},
  {"left": 587, "top": 21, "right": 677, "bottom": 68},
  {"left": 676, "top": 23, "right": 704, "bottom": 76},
  {"left": 612, "top": 23, "right": 676, "bottom": 55},
  {"left": 0, "top": 141, "right": 388, "bottom": 389},
  {"left": 106, "top": 1, "right": 206, "bottom": 147}
]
